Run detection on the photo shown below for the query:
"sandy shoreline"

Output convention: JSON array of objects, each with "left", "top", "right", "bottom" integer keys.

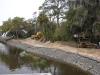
[{"left": 12, "top": 38, "right": 100, "bottom": 62}]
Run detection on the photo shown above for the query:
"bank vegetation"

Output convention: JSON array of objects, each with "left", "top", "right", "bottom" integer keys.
[{"left": 0, "top": 0, "right": 100, "bottom": 44}]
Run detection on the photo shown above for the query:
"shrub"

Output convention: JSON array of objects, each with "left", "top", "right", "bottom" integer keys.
[{"left": 54, "top": 22, "right": 72, "bottom": 41}]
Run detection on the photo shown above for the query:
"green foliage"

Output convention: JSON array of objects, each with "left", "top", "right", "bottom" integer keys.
[
  {"left": 1, "top": 18, "right": 12, "bottom": 33},
  {"left": 37, "top": 59, "right": 46, "bottom": 66},
  {"left": 33, "top": 56, "right": 41, "bottom": 62},
  {"left": 39, "top": 0, "right": 68, "bottom": 27},
  {"left": 41, "top": 22, "right": 56, "bottom": 42},
  {"left": 65, "top": 8, "right": 76, "bottom": 21},
  {"left": 76, "top": 8, "right": 86, "bottom": 18},
  {"left": 93, "top": 21, "right": 100, "bottom": 32},
  {"left": 65, "top": 0, "right": 100, "bottom": 41},
  {"left": 19, "top": 31, "right": 27, "bottom": 38},
  {"left": 37, "top": 12, "right": 49, "bottom": 24},
  {"left": 24, "top": 53, "right": 32, "bottom": 57},
  {"left": 33, "top": 56, "right": 47, "bottom": 69},
  {"left": 1, "top": 0, "right": 100, "bottom": 43},
  {"left": 0, "top": 17, "right": 27, "bottom": 38},
  {"left": 97, "top": 11, "right": 100, "bottom": 15},
  {"left": 11, "top": 17, "right": 25, "bottom": 31},
  {"left": 54, "top": 22, "right": 72, "bottom": 41},
  {"left": 20, "top": 51, "right": 32, "bottom": 57},
  {"left": 42, "top": 28, "right": 53, "bottom": 36},
  {"left": 24, "top": 24, "right": 34, "bottom": 37},
  {"left": 37, "top": 12, "right": 49, "bottom": 32},
  {"left": 65, "top": 8, "right": 86, "bottom": 26}
]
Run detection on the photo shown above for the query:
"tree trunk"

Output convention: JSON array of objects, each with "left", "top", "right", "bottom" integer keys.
[
  {"left": 57, "top": 15, "right": 59, "bottom": 28},
  {"left": 16, "top": 30, "right": 19, "bottom": 41}
]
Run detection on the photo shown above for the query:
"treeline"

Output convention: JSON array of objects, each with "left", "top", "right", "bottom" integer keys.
[{"left": 0, "top": 0, "right": 100, "bottom": 43}]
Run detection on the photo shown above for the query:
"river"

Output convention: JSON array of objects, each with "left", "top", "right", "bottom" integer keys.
[{"left": 0, "top": 42, "right": 91, "bottom": 75}]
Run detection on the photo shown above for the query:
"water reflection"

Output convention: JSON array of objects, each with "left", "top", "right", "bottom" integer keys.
[
  {"left": 0, "top": 43, "right": 91, "bottom": 75},
  {"left": 0, "top": 43, "right": 9, "bottom": 54}
]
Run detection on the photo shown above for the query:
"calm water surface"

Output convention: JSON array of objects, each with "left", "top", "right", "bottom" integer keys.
[{"left": 0, "top": 43, "right": 91, "bottom": 75}]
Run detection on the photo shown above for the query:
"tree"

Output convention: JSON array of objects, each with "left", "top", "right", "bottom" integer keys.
[
  {"left": 25, "top": 18, "right": 36, "bottom": 36},
  {"left": 0, "top": 17, "right": 40, "bottom": 38},
  {"left": 54, "top": 21, "right": 72, "bottom": 41},
  {"left": 37, "top": 12, "right": 49, "bottom": 31},
  {"left": 1, "top": 18, "right": 12, "bottom": 33},
  {"left": 11, "top": 17, "right": 26, "bottom": 39},
  {"left": 0, "top": 17, "right": 26, "bottom": 38},
  {"left": 66, "top": 0, "right": 100, "bottom": 42},
  {"left": 24, "top": 23, "right": 34, "bottom": 37},
  {"left": 39, "top": 0, "right": 68, "bottom": 28}
]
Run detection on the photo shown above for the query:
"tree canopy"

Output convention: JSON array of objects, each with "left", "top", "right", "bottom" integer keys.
[
  {"left": 66, "top": 0, "right": 100, "bottom": 36},
  {"left": 39, "top": 0, "right": 68, "bottom": 28},
  {"left": 37, "top": 12, "right": 49, "bottom": 31}
]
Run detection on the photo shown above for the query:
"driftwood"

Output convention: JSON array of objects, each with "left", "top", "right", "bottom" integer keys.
[{"left": 39, "top": 36, "right": 50, "bottom": 43}]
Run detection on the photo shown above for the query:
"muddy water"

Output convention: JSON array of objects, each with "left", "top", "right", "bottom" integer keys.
[{"left": 0, "top": 43, "right": 91, "bottom": 75}]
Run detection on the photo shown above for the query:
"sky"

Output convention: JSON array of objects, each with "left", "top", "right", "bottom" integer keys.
[{"left": 0, "top": 0, "right": 45, "bottom": 25}]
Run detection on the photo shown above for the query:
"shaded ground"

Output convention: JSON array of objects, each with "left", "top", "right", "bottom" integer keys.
[{"left": 12, "top": 38, "right": 100, "bottom": 61}]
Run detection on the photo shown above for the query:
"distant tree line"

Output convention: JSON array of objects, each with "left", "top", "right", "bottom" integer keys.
[{"left": 0, "top": 0, "right": 100, "bottom": 44}]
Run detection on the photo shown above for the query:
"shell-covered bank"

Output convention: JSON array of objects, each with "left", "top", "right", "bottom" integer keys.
[{"left": 7, "top": 40, "right": 100, "bottom": 75}]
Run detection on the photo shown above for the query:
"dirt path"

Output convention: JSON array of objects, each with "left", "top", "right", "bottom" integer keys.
[{"left": 12, "top": 38, "right": 100, "bottom": 61}]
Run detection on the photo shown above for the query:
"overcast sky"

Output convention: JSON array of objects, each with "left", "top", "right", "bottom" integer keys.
[{"left": 0, "top": 0, "right": 45, "bottom": 25}]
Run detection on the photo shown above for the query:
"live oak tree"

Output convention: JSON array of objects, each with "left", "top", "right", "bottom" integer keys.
[
  {"left": 1, "top": 18, "right": 12, "bottom": 33},
  {"left": 39, "top": 0, "right": 68, "bottom": 28},
  {"left": 0, "top": 17, "right": 26, "bottom": 39},
  {"left": 66, "top": 0, "right": 100, "bottom": 41},
  {"left": 11, "top": 17, "right": 26, "bottom": 39}
]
